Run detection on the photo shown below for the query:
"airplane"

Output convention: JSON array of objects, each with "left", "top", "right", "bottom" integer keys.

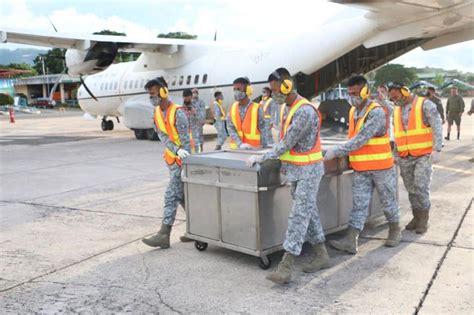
[{"left": 1, "top": 0, "right": 473, "bottom": 140}]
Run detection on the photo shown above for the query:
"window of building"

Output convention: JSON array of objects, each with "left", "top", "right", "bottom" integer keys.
[
  {"left": 203, "top": 74, "right": 208, "bottom": 84},
  {"left": 194, "top": 75, "right": 199, "bottom": 84},
  {"left": 179, "top": 76, "right": 184, "bottom": 86},
  {"left": 100, "top": 82, "right": 104, "bottom": 90}
]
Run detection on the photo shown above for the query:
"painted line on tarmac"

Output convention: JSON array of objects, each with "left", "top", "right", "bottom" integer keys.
[
  {"left": 433, "top": 164, "right": 472, "bottom": 175},
  {"left": 414, "top": 198, "right": 473, "bottom": 314}
]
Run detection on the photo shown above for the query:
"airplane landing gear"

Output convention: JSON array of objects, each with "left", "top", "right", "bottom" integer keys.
[{"left": 101, "top": 117, "right": 114, "bottom": 131}]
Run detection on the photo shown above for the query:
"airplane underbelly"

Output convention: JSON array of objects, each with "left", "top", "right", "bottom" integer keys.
[{"left": 78, "top": 96, "right": 122, "bottom": 117}]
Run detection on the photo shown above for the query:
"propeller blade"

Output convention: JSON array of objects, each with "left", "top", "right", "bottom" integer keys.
[{"left": 80, "top": 75, "right": 98, "bottom": 102}]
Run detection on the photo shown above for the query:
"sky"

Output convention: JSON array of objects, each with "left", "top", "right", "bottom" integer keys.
[{"left": 0, "top": 0, "right": 473, "bottom": 72}]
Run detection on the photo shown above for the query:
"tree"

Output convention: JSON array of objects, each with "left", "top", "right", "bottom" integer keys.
[
  {"left": 33, "top": 48, "right": 66, "bottom": 74},
  {"left": 93, "top": 30, "right": 140, "bottom": 62},
  {"left": 0, "top": 93, "right": 14, "bottom": 105},
  {"left": 374, "top": 64, "right": 418, "bottom": 87},
  {"left": 157, "top": 32, "right": 197, "bottom": 40},
  {"left": 432, "top": 73, "right": 444, "bottom": 87}
]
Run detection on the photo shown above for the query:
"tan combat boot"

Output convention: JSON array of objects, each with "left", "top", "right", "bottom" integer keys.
[
  {"left": 329, "top": 226, "right": 359, "bottom": 254},
  {"left": 142, "top": 224, "right": 172, "bottom": 248},
  {"left": 303, "top": 242, "right": 330, "bottom": 273},
  {"left": 266, "top": 252, "right": 295, "bottom": 284},
  {"left": 416, "top": 211, "right": 429, "bottom": 234},
  {"left": 385, "top": 222, "right": 401, "bottom": 247},
  {"left": 405, "top": 209, "right": 419, "bottom": 231}
]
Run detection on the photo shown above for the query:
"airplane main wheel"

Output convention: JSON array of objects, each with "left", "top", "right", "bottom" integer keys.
[
  {"left": 106, "top": 120, "right": 114, "bottom": 131},
  {"left": 134, "top": 129, "right": 147, "bottom": 140},
  {"left": 101, "top": 120, "right": 108, "bottom": 131},
  {"left": 146, "top": 129, "right": 159, "bottom": 141}
]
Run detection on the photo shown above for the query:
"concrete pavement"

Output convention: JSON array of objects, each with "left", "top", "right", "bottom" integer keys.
[{"left": 0, "top": 107, "right": 472, "bottom": 313}]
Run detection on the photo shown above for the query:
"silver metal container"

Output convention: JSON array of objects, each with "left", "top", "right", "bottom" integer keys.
[{"left": 182, "top": 148, "right": 390, "bottom": 269}]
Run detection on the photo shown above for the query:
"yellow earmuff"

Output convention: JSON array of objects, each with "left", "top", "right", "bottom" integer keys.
[
  {"left": 359, "top": 84, "right": 369, "bottom": 99},
  {"left": 280, "top": 79, "right": 293, "bottom": 95},
  {"left": 245, "top": 84, "right": 253, "bottom": 97},
  {"left": 400, "top": 86, "right": 410, "bottom": 97},
  {"left": 159, "top": 86, "right": 169, "bottom": 98}
]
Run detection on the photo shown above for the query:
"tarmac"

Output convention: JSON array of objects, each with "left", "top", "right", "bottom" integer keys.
[{"left": 0, "top": 105, "right": 472, "bottom": 314}]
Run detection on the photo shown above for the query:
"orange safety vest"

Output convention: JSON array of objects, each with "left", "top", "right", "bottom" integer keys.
[
  {"left": 279, "top": 98, "right": 323, "bottom": 165},
  {"left": 261, "top": 97, "right": 272, "bottom": 119},
  {"left": 213, "top": 101, "right": 226, "bottom": 120},
  {"left": 348, "top": 102, "right": 394, "bottom": 171},
  {"left": 154, "top": 103, "right": 194, "bottom": 166},
  {"left": 394, "top": 96, "right": 433, "bottom": 157},
  {"left": 229, "top": 101, "right": 261, "bottom": 149}
]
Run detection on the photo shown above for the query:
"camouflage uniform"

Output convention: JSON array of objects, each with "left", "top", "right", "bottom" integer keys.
[
  {"left": 429, "top": 96, "right": 445, "bottom": 122},
  {"left": 262, "top": 97, "right": 325, "bottom": 255},
  {"left": 192, "top": 98, "right": 206, "bottom": 148},
  {"left": 261, "top": 97, "right": 279, "bottom": 145},
  {"left": 155, "top": 106, "right": 191, "bottom": 226},
  {"left": 333, "top": 103, "right": 400, "bottom": 231},
  {"left": 226, "top": 100, "right": 268, "bottom": 147},
  {"left": 212, "top": 101, "right": 227, "bottom": 147},
  {"left": 378, "top": 98, "right": 395, "bottom": 142},
  {"left": 396, "top": 98, "right": 443, "bottom": 212},
  {"left": 183, "top": 106, "right": 201, "bottom": 151}
]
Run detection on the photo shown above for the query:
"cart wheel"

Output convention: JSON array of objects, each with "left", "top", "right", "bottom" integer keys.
[
  {"left": 259, "top": 256, "right": 271, "bottom": 270},
  {"left": 195, "top": 241, "right": 208, "bottom": 251}
]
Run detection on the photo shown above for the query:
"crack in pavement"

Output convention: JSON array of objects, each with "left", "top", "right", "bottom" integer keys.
[
  {"left": 154, "top": 288, "right": 183, "bottom": 314},
  {"left": 414, "top": 198, "right": 473, "bottom": 315},
  {"left": 0, "top": 200, "right": 185, "bottom": 223}
]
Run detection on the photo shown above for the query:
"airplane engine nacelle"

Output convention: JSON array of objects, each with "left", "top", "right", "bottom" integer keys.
[{"left": 65, "top": 42, "right": 118, "bottom": 76}]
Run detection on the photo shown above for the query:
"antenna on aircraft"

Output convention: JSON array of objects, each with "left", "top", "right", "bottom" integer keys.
[{"left": 214, "top": 29, "right": 217, "bottom": 42}]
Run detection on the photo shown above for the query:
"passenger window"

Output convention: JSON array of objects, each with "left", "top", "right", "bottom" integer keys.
[
  {"left": 134, "top": 80, "right": 139, "bottom": 88},
  {"left": 108, "top": 82, "right": 113, "bottom": 90},
  {"left": 203, "top": 74, "right": 208, "bottom": 84},
  {"left": 123, "top": 81, "right": 127, "bottom": 89},
  {"left": 186, "top": 75, "right": 191, "bottom": 85},
  {"left": 194, "top": 75, "right": 199, "bottom": 84},
  {"left": 100, "top": 82, "right": 104, "bottom": 90},
  {"left": 114, "top": 82, "right": 118, "bottom": 90},
  {"left": 172, "top": 76, "right": 177, "bottom": 86},
  {"left": 179, "top": 76, "right": 184, "bottom": 86},
  {"left": 140, "top": 79, "right": 145, "bottom": 88},
  {"left": 128, "top": 80, "right": 133, "bottom": 89}
]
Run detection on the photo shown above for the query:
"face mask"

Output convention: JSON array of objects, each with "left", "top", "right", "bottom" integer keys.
[
  {"left": 192, "top": 93, "right": 198, "bottom": 99},
  {"left": 233, "top": 90, "right": 246, "bottom": 101},
  {"left": 349, "top": 96, "right": 363, "bottom": 107},
  {"left": 184, "top": 100, "right": 192, "bottom": 106},
  {"left": 394, "top": 98, "right": 405, "bottom": 106},
  {"left": 150, "top": 96, "right": 161, "bottom": 106},
  {"left": 272, "top": 91, "right": 286, "bottom": 104}
]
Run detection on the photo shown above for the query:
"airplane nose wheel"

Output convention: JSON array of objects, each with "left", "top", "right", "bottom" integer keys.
[{"left": 101, "top": 118, "right": 114, "bottom": 131}]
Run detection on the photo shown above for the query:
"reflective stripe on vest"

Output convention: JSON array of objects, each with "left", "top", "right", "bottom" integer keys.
[
  {"left": 394, "top": 96, "right": 433, "bottom": 157},
  {"left": 348, "top": 102, "right": 394, "bottom": 171},
  {"left": 154, "top": 103, "right": 184, "bottom": 166},
  {"left": 279, "top": 98, "right": 323, "bottom": 165},
  {"left": 214, "top": 101, "right": 226, "bottom": 120},
  {"left": 229, "top": 101, "right": 261, "bottom": 149},
  {"left": 261, "top": 98, "right": 272, "bottom": 119}
]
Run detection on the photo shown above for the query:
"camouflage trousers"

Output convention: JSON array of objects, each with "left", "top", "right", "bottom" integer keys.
[
  {"left": 264, "top": 118, "right": 274, "bottom": 145},
  {"left": 398, "top": 154, "right": 433, "bottom": 211},
  {"left": 162, "top": 164, "right": 184, "bottom": 226},
  {"left": 349, "top": 167, "right": 400, "bottom": 231},
  {"left": 214, "top": 120, "right": 227, "bottom": 146},
  {"left": 283, "top": 174, "right": 325, "bottom": 256},
  {"left": 198, "top": 124, "right": 204, "bottom": 148}
]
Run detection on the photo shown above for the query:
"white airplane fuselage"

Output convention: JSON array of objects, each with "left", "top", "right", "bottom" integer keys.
[{"left": 77, "top": 16, "right": 376, "bottom": 131}]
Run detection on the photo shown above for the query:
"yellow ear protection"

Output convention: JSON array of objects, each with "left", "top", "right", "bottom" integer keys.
[
  {"left": 359, "top": 84, "right": 369, "bottom": 99},
  {"left": 271, "top": 70, "right": 293, "bottom": 95},
  {"left": 243, "top": 77, "right": 253, "bottom": 97},
  {"left": 156, "top": 77, "right": 169, "bottom": 98},
  {"left": 400, "top": 85, "right": 410, "bottom": 97}
]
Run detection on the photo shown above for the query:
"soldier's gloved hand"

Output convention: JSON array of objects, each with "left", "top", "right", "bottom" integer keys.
[
  {"left": 324, "top": 147, "right": 337, "bottom": 161},
  {"left": 239, "top": 143, "right": 252, "bottom": 150},
  {"left": 431, "top": 151, "right": 441, "bottom": 164},
  {"left": 177, "top": 149, "right": 190, "bottom": 159},
  {"left": 246, "top": 155, "right": 263, "bottom": 167}
]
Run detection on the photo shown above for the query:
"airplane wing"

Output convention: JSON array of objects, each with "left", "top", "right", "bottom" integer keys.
[
  {"left": 332, "top": 0, "right": 474, "bottom": 50},
  {"left": 0, "top": 28, "right": 221, "bottom": 54}
]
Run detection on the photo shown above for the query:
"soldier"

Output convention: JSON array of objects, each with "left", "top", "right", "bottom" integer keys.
[
  {"left": 142, "top": 77, "right": 193, "bottom": 248},
  {"left": 376, "top": 84, "right": 395, "bottom": 148},
  {"left": 182, "top": 89, "right": 200, "bottom": 152},
  {"left": 388, "top": 82, "right": 442, "bottom": 234},
  {"left": 192, "top": 88, "right": 206, "bottom": 151},
  {"left": 426, "top": 87, "right": 445, "bottom": 124},
  {"left": 227, "top": 77, "right": 267, "bottom": 150},
  {"left": 212, "top": 91, "right": 227, "bottom": 150},
  {"left": 247, "top": 67, "right": 329, "bottom": 284},
  {"left": 260, "top": 87, "right": 277, "bottom": 145},
  {"left": 445, "top": 86, "right": 465, "bottom": 140},
  {"left": 325, "top": 75, "right": 400, "bottom": 254}
]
